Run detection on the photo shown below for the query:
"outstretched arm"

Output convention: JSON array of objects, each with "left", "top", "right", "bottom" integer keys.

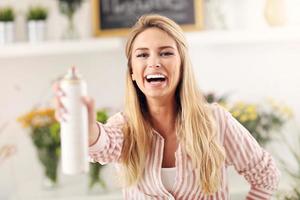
[{"left": 89, "top": 112, "right": 125, "bottom": 165}]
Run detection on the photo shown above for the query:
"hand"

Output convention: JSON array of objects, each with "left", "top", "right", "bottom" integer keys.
[
  {"left": 52, "top": 81, "right": 100, "bottom": 145},
  {"left": 52, "top": 81, "right": 67, "bottom": 122}
]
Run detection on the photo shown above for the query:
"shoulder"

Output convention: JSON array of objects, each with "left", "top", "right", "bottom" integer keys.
[
  {"left": 208, "top": 102, "right": 230, "bottom": 122},
  {"left": 105, "top": 112, "right": 127, "bottom": 127},
  {"left": 207, "top": 103, "right": 232, "bottom": 142}
]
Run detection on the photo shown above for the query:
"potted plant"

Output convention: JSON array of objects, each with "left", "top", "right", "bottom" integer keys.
[
  {"left": 26, "top": 6, "right": 48, "bottom": 43},
  {"left": 0, "top": 7, "right": 15, "bottom": 44}
]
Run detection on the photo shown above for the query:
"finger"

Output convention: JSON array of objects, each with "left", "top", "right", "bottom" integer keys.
[
  {"left": 55, "top": 110, "right": 67, "bottom": 122},
  {"left": 52, "top": 81, "right": 66, "bottom": 97},
  {"left": 54, "top": 97, "right": 68, "bottom": 113}
]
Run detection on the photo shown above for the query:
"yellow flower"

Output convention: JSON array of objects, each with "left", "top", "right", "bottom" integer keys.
[
  {"left": 232, "top": 110, "right": 241, "bottom": 118},
  {"left": 248, "top": 113, "right": 258, "bottom": 121},
  {"left": 17, "top": 108, "right": 57, "bottom": 129},
  {"left": 245, "top": 105, "right": 256, "bottom": 114},
  {"left": 281, "top": 106, "right": 293, "bottom": 118},
  {"left": 239, "top": 114, "right": 248, "bottom": 122}
]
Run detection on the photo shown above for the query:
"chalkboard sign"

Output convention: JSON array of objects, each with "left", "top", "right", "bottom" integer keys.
[{"left": 92, "top": 0, "right": 203, "bottom": 36}]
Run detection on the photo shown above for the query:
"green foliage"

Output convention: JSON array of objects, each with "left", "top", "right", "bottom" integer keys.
[
  {"left": 283, "top": 188, "right": 300, "bottom": 200},
  {"left": 58, "top": 0, "right": 84, "bottom": 19},
  {"left": 205, "top": 92, "right": 227, "bottom": 105},
  {"left": 89, "top": 109, "right": 109, "bottom": 189},
  {"left": 97, "top": 110, "right": 109, "bottom": 124},
  {"left": 0, "top": 7, "right": 15, "bottom": 22},
  {"left": 31, "top": 122, "right": 61, "bottom": 184},
  {"left": 27, "top": 6, "right": 48, "bottom": 21}
]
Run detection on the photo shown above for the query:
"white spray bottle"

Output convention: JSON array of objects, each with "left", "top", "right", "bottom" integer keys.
[{"left": 60, "top": 67, "right": 89, "bottom": 174}]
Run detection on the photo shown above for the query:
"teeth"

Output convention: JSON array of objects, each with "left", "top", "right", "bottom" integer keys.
[{"left": 146, "top": 74, "right": 165, "bottom": 79}]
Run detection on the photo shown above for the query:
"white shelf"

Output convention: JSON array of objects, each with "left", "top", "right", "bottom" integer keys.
[
  {"left": 0, "top": 37, "right": 125, "bottom": 58},
  {"left": 1, "top": 28, "right": 300, "bottom": 58},
  {"left": 185, "top": 27, "right": 300, "bottom": 46}
]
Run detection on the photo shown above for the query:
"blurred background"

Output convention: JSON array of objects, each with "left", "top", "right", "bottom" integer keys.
[{"left": 0, "top": 0, "right": 300, "bottom": 199}]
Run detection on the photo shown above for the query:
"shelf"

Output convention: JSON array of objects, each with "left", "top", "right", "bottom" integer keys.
[
  {"left": 0, "top": 37, "right": 125, "bottom": 58},
  {"left": 185, "top": 27, "right": 300, "bottom": 46},
  {"left": 1, "top": 28, "right": 300, "bottom": 58}
]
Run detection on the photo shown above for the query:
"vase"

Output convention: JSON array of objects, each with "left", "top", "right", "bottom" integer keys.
[
  {"left": 42, "top": 175, "right": 58, "bottom": 189},
  {"left": 62, "top": 13, "right": 79, "bottom": 40},
  {"left": 203, "top": 0, "right": 227, "bottom": 30},
  {"left": 0, "top": 21, "right": 14, "bottom": 44},
  {"left": 27, "top": 20, "right": 46, "bottom": 43},
  {"left": 219, "top": 0, "right": 267, "bottom": 30},
  {"left": 37, "top": 148, "right": 60, "bottom": 189},
  {"left": 88, "top": 163, "right": 107, "bottom": 194},
  {"left": 264, "top": 0, "right": 286, "bottom": 26}
]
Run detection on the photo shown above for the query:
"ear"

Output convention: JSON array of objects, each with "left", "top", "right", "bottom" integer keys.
[{"left": 131, "top": 73, "right": 136, "bottom": 81}]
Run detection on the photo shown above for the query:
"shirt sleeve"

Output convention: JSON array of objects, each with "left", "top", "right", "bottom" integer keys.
[
  {"left": 89, "top": 112, "right": 125, "bottom": 165},
  {"left": 219, "top": 105, "right": 280, "bottom": 199}
]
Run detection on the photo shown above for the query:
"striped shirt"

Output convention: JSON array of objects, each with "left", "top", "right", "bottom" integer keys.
[{"left": 89, "top": 103, "right": 280, "bottom": 199}]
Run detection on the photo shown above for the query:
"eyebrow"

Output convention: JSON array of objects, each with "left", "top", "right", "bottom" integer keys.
[{"left": 134, "top": 46, "right": 175, "bottom": 52}]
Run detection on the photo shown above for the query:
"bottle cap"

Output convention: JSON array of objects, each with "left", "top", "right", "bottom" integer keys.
[{"left": 64, "top": 66, "right": 81, "bottom": 80}]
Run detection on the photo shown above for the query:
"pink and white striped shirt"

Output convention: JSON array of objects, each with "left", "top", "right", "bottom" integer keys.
[{"left": 89, "top": 103, "right": 280, "bottom": 199}]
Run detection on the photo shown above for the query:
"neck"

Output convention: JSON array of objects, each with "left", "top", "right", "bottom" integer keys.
[{"left": 146, "top": 96, "right": 177, "bottom": 138}]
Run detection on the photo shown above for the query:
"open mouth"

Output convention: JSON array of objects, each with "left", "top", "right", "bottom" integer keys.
[{"left": 145, "top": 74, "right": 166, "bottom": 83}]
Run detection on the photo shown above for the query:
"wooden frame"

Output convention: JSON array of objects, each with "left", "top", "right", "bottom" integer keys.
[{"left": 92, "top": 0, "right": 203, "bottom": 37}]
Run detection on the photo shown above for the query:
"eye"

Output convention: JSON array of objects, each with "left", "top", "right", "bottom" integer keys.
[
  {"left": 160, "top": 52, "right": 174, "bottom": 57},
  {"left": 136, "top": 53, "right": 149, "bottom": 58}
]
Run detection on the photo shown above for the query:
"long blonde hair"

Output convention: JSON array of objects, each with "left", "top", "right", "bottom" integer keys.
[{"left": 121, "top": 14, "right": 225, "bottom": 194}]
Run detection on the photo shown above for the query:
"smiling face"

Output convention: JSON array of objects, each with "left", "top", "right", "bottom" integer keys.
[{"left": 130, "top": 27, "right": 182, "bottom": 101}]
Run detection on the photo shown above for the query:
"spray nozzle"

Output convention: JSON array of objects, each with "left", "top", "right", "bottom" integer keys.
[{"left": 65, "top": 66, "right": 81, "bottom": 80}]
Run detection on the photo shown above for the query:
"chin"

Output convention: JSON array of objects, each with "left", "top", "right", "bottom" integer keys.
[{"left": 144, "top": 91, "right": 169, "bottom": 99}]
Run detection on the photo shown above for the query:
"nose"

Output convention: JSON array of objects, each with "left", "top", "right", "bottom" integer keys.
[
  {"left": 148, "top": 63, "right": 161, "bottom": 68},
  {"left": 147, "top": 55, "right": 161, "bottom": 68}
]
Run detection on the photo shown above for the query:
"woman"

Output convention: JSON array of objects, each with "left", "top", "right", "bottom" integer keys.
[{"left": 54, "top": 14, "right": 280, "bottom": 199}]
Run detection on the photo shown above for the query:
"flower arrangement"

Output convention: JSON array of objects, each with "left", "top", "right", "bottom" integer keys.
[
  {"left": 205, "top": 92, "right": 292, "bottom": 146},
  {"left": 17, "top": 108, "right": 60, "bottom": 186},
  {"left": 27, "top": 6, "right": 48, "bottom": 21},
  {"left": 18, "top": 106, "right": 109, "bottom": 189},
  {"left": 88, "top": 110, "right": 108, "bottom": 190},
  {"left": 229, "top": 100, "right": 292, "bottom": 146}
]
